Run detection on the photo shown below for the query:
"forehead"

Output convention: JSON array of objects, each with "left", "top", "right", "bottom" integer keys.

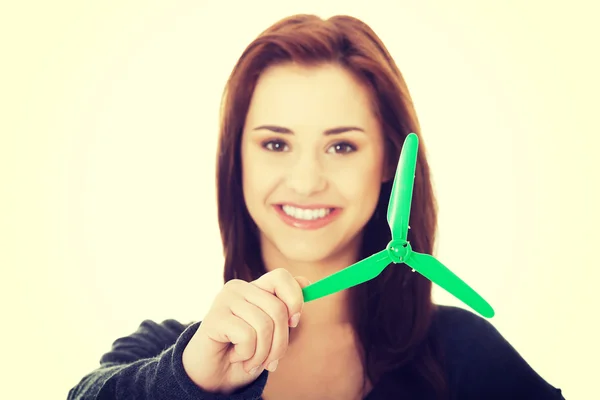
[{"left": 245, "top": 63, "right": 378, "bottom": 129}]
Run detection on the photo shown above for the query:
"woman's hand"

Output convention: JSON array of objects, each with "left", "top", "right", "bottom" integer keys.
[{"left": 182, "top": 268, "right": 310, "bottom": 395}]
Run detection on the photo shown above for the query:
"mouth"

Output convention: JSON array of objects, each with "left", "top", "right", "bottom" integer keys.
[{"left": 274, "top": 204, "right": 341, "bottom": 230}]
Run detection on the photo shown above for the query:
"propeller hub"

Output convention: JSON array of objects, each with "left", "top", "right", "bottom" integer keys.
[{"left": 386, "top": 240, "right": 413, "bottom": 264}]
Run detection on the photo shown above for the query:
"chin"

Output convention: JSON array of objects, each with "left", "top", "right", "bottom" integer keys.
[
  {"left": 272, "top": 237, "right": 334, "bottom": 263},
  {"left": 282, "top": 245, "right": 336, "bottom": 264},
  {"left": 267, "top": 229, "right": 362, "bottom": 269}
]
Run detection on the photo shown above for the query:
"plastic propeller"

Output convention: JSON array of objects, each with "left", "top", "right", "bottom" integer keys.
[{"left": 301, "top": 133, "right": 495, "bottom": 318}]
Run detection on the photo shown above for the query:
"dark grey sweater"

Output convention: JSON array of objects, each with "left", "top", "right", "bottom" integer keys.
[{"left": 67, "top": 305, "right": 565, "bottom": 399}]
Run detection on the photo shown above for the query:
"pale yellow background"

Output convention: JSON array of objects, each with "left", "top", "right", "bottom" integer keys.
[{"left": 1, "top": 1, "right": 598, "bottom": 399}]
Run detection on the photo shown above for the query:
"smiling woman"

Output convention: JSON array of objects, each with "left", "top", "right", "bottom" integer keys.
[{"left": 67, "top": 13, "right": 565, "bottom": 400}]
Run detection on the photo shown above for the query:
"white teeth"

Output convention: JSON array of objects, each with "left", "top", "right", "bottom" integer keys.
[{"left": 282, "top": 205, "right": 332, "bottom": 220}]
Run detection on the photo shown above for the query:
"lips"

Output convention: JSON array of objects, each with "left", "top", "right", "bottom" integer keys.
[
  {"left": 277, "top": 202, "right": 337, "bottom": 210},
  {"left": 274, "top": 204, "right": 341, "bottom": 230}
]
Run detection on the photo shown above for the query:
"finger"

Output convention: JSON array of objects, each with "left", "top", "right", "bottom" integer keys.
[
  {"left": 240, "top": 284, "right": 291, "bottom": 369},
  {"left": 220, "top": 315, "right": 257, "bottom": 364},
  {"left": 252, "top": 268, "right": 305, "bottom": 327},
  {"left": 202, "top": 308, "right": 257, "bottom": 365},
  {"left": 294, "top": 276, "right": 312, "bottom": 289},
  {"left": 228, "top": 298, "right": 274, "bottom": 373}
]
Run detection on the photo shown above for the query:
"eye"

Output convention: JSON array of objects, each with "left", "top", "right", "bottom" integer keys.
[
  {"left": 263, "top": 139, "right": 288, "bottom": 152},
  {"left": 327, "top": 142, "right": 357, "bottom": 154}
]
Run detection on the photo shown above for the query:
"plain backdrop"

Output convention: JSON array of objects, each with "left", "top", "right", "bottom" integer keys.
[{"left": 1, "top": 1, "right": 598, "bottom": 399}]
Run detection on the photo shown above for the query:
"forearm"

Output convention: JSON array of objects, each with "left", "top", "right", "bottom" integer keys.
[{"left": 67, "top": 322, "right": 268, "bottom": 400}]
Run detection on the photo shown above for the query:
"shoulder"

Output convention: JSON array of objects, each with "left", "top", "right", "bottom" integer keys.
[
  {"left": 432, "top": 304, "right": 499, "bottom": 347},
  {"left": 100, "top": 318, "right": 198, "bottom": 366},
  {"left": 432, "top": 304, "right": 489, "bottom": 331},
  {"left": 431, "top": 305, "right": 513, "bottom": 371},
  {"left": 431, "top": 305, "right": 564, "bottom": 399}
]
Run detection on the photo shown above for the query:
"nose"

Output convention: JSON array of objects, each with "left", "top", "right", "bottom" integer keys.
[{"left": 284, "top": 152, "right": 327, "bottom": 197}]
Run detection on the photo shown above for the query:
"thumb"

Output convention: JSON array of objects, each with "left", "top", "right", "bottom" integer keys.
[{"left": 294, "top": 276, "right": 312, "bottom": 289}]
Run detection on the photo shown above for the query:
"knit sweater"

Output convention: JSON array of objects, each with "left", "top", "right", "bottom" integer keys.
[{"left": 67, "top": 305, "right": 565, "bottom": 399}]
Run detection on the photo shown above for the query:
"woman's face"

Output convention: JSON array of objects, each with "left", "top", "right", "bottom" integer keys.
[{"left": 241, "top": 62, "right": 388, "bottom": 268}]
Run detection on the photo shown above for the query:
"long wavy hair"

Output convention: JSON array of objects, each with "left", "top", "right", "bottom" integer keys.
[{"left": 215, "top": 14, "right": 447, "bottom": 399}]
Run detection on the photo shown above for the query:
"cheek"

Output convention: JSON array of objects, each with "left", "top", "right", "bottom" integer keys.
[
  {"left": 242, "top": 152, "right": 279, "bottom": 205},
  {"left": 241, "top": 149, "right": 257, "bottom": 204},
  {"left": 334, "top": 160, "right": 384, "bottom": 201}
]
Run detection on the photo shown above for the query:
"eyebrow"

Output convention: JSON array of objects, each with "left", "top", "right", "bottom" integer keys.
[{"left": 252, "top": 125, "right": 365, "bottom": 135}]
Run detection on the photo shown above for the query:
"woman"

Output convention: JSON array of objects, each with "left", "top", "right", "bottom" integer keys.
[{"left": 68, "top": 14, "right": 565, "bottom": 400}]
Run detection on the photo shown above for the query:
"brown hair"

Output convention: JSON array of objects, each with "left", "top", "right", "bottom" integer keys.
[{"left": 216, "top": 14, "right": 447, "bottom": 398}]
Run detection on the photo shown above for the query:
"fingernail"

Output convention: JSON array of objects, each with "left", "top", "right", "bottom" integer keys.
[
  {"left": 248, "top": 366, "right": 259, "bottom": 375},
  {"left": 289, "top": 313, "right": 301, "bottom": 328},
  {"left": 266, "top": 360, "right": 279, "bottom": 372}
]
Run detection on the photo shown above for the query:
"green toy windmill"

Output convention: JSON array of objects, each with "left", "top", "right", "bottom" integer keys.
[{"left": 301, "top": 133, "right": 495, "bottom": 318}]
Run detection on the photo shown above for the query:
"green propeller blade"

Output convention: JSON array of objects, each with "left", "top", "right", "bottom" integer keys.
[
  {"left": 302, "top": 250, "right": 391, "bottom": 302},
  {"left": 302, "top": 133, "right": 495, "bottom": 318},
  {"left": 403, "top": 249, "right": 495, "bottom": 318},
  {"left": 387, "top": 132, "right": 418, "bottom": 242}
]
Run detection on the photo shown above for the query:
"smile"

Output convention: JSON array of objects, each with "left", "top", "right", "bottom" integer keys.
[
  {"left": 282, "top": 205, "right": 332, "bottom": 220},
  {"left": 274, "top": 204, "right": 341, "bottom": 230}
]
